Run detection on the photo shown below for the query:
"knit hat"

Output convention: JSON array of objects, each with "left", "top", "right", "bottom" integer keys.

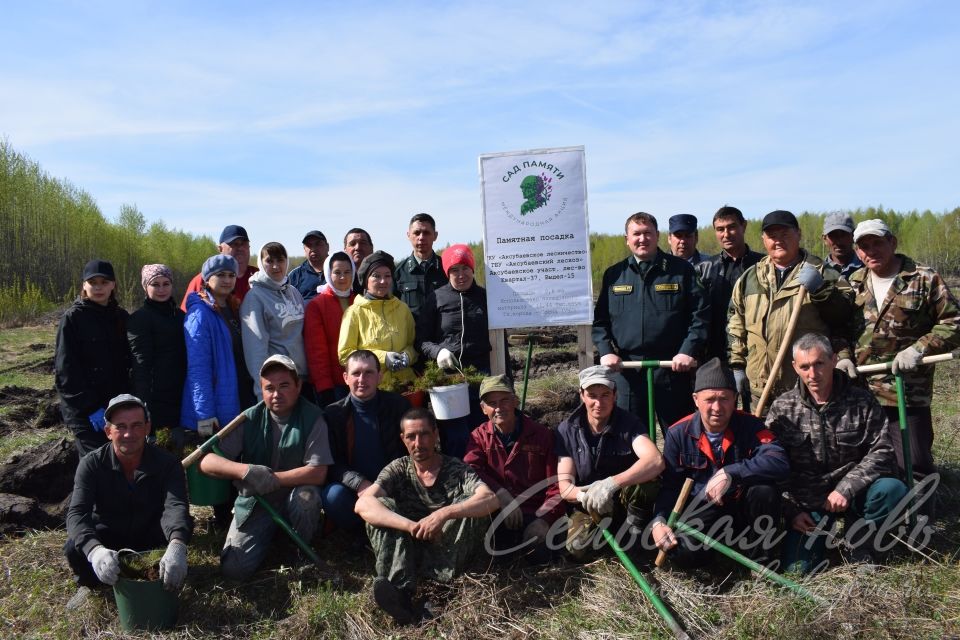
[
  {"left": 82, "top": 259, "right": 116, "bottom": 282},
  {"left": 357, "top": 250, "right": 395, "bottom": 288},
  {"left": 141, "top": 264, "right": 173, "bottom": 290},
  {"left": 693, "top": 357, "right": 736, "bottom": 392},
  {"left": 201, "top": 254, "right": 239, "bottom": 281},
  {"left": 441, "top": 244, "right": 476, "bottom": 275}
]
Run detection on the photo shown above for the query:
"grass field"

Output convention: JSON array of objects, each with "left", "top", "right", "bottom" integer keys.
[{"left": 1, "top": 330, "right": 958, "bottom": 639}]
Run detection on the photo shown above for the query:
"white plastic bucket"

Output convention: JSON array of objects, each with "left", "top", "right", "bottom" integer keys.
[{"left": 428, "top": 382, "right": 470, "bottom": 419}]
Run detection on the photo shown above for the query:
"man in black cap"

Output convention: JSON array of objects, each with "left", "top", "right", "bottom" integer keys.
[
  {"left": 180, "top": 224, "right": 259, "bottom": 310},
  {"left": 822, "top": 212, "right": 863, "bottom": 279},
  {"left": 727, "top": 210, "right": 856, "bottom": 413},
  {"left": 668, "top": 214, "right": 708, "bottom": 266},
  {"left": 650, "top": 358, "right": 788, "bottom": 567},
  {"left": 64, "top": 394, "right": 192, "bottom": 609},
  {"left": 696, "top": 206, "right": 764, "bottom": 362},
  {"left": 288, "top": 230, "right": 329, "bottom": 302}
]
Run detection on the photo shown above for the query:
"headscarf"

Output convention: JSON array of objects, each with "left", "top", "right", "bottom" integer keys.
[{"left": 141, "top": 263, "right": 173, "bottom": 290}]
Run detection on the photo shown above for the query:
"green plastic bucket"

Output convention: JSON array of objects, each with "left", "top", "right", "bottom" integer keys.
[
  {"left": 113, "top": 574, "right": 179, "bottom": 631},
  {"left": 186, "top": 463, "right": 230, "bottom": 506}
]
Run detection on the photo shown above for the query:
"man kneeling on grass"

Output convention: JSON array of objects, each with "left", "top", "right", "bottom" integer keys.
[
  {"left": 651, "top": 358, "right": 789, "bottom": 568},
  {"left": 555, "top": 365, "right": 664, "bottom": 559},
  {"left": 64, "top": 394, "right": 192, "bottom": 610},
  {"left": 355, "top": 407, "right": 499, "bottom": 625},
  {"left": 198, "top": 354, "right": 333, "bottom": 580}
]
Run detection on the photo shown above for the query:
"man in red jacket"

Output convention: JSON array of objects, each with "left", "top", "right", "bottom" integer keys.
[{"left": 464, "top": 375, "right": 563, "bottom": 563}]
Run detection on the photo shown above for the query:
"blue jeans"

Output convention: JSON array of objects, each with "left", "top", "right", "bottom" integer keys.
[{"left": 320, "top": 482, "right": 363, "bottom": 531}]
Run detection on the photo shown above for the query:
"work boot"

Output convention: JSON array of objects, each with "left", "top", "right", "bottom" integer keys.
[
  {"left": 65, "top": 586, "right": 92, "bottom": 611},
  {"left": 373, "top": 577, "right": 416, "bottom": 625}
]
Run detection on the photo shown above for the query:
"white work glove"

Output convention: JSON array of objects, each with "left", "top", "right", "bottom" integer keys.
[
  {"left": 158, "top": 539, "right": 188, "bottom": 591},
  {"left": 836, "top": 358, "right": 858, "bottom": 379},
  {"left": 796, "top": 264, "right": 824, "bottom": 292},
  {"left": 197, "top": 417, "right": 219, "bottom": 438},
  {"left": 496, "top": 488, "right": 523, "bottom": 530},
  {"left": 385, "top": 351, "right": 409, "bottom": 371},
  {"left": 437, "top": 348, "right": 460, "bottom": 371},
  {"left": 584, "top": 476, "right": 620, "bottom": 515},
  {"left": 892, "top": 346, "right": 923, "bottom": 374},
  {"left": 87, "top": 545, "right": 120, "bottom": 585},
  {"left": 236, "top": 464, "right": 279, "bottom": 497}
]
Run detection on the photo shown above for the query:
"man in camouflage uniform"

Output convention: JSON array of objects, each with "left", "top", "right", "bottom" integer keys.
[
  {"left": 355, "top": 407, "right": 498, "bottom": 625},
  {"left": 728, "top": 210, "right": 857, "bottom": 413},
  {"left": 847, "top": 219, "right": 960, "bottom": 509},
  {"left": 766, "top": 333, "right": 907, "bottom": 573}
]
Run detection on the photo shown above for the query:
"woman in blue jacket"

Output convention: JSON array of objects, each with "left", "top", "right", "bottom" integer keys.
[{"left": 181, "top": 255, "right": 255, "bottom": 437}]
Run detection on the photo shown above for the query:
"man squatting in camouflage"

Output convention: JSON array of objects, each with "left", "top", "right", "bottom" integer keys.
[
  {"left": 354, "top": 407, "right": 499, "bottom": 625},
  {"left": 766, "top": 333, "right": 908, "bottom": 573},
  {"left": 846, "top": 219, "right": 960, "bottom": 516}
]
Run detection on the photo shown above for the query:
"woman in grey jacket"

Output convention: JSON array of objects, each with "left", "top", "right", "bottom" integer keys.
[{"left": 240, "top": 242, "right": 308, "bottom": 400}]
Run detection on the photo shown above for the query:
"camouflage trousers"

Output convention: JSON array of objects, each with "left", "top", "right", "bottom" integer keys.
[
  {"left": 366, "top": 497, "right": 489, "bottom": 592},
  {"left": 566, "top": 480, "right": 659, "bottom": 559}
]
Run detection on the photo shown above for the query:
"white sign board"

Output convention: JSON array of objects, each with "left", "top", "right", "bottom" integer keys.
[{"left": 479, "top": 146, "right": 593, "bottom": 329}]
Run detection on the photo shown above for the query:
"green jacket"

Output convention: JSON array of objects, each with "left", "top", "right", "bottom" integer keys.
[
  {"left": 393, "top": 253, "right": 448, "bottom": 320},
  {"left": 727, "top": 250, "right": 856, "bottom": 403},
  {"left": 849, "top": 255, "right": 960, "bottom": 407}
]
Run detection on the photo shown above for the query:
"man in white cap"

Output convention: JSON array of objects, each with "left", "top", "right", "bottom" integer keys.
[
  {"left": 554, "top": 365, "right": 664, "bottom": 559},
  {"left": 64, "top": 394, "right": 192, "bottom": 609},
  {"left": 847, "top": 218, "right": 960, "bottom": 515},
  {"left": 198, "top": 354, "right": 333, "bottom": 579},
  {"left": 822, "top": 212, "right": 863, "bottom": 279}
]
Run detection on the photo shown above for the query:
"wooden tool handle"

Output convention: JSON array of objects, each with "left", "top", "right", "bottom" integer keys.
[
  {"left": 181, "top": 413, "right": 247, "bottom": 468},
  {"left": 655, "top": 477, "right": 695, "bottom": 568},
  {"left": 755, "top": 284, "right": 807, "bottom": 417}
]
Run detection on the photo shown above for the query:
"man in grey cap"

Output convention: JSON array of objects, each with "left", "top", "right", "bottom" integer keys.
[
  {"left": 651, "top": 358, "right": 788, "bottom": 567},
  {"left": 727, "top": 210, "right": 857, "bottom": 413},
  {"left": 822, "top": 212, "right": 863, "bottom": 279},
  {"left": 180, "top": 224, "right": 259, "bottom": 310},
  {"left": 64, "top": 394, "right": 192, "bottom": 609},
  {"left": 668, "top": 214, "right": 708, "bottom": 266},
  {"left": 554, "top": 365, "right": 664, "bottom": 559},
  {"left": 198, "top": 354, "right": 333, "bottom": 579},
  {"left": 847, "top": 219, "right": 960, "bottom": 514},
  {"left": 288, "top": 230, "right": 329, "bottom": 302}
]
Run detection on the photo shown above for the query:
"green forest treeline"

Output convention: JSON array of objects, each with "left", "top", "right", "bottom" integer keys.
[{"left": 3, "top": 140, "right": 958, "bottom": 326}]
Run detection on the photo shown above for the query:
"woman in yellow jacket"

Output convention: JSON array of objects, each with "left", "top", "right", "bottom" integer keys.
[{"left": 338, "top": 251, "right": 418, "bottom": 390}]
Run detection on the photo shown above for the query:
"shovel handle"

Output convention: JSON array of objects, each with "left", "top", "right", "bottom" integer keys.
[
  {"left": 621, "top": 360, "right": 674, "bottom": 369},
  {"left": 856, "top": 352, "right": 954, "bottom": 375},
  {"left": 655, "top": 478, "right": 695, "bottom": 568},
  {"left": 755, "top": 285, "right": 807, "bottom": 416},
  {"left": 181, "top": 413, "right": 247, "bottom": 468}
]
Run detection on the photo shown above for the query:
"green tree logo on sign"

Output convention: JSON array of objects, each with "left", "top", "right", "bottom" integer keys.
[{"left": 519, "top": 173, "right": 552, "bottom": 215}]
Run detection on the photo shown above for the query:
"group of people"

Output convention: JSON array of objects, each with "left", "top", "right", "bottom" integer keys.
[{"left": 58, "top": 205, "right": 959, "bottom": 625}]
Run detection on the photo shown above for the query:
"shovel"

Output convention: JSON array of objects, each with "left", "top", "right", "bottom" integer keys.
[{"left": 621, "top": 360, "right": 675, "bottom": 443}]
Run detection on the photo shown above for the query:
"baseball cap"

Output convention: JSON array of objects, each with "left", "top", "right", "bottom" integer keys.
[
  {"left": 302, "top": 230, "right": 327, "bottom": 244},
  {"left": 259, "top": 354, "right": 300, "bottom": 378},
  {"left": 104, "top": 394, "right": 149, "bottom": 423},
  {"left": 82, "top": 259, "right": 116, "bottom": 282},
  {"left": 479, "top": 374, "right": 515, "bottom": 399},
  {"left": 823, "top": 212, "right": 855, "bottom": 235},
  {"left": 219, "top": 225, "right": 250, "bottom": 244},
  {"left": 668, "top": 214, "right": 698, "bottom": 234},
  {"left": 578, "top": 365, "right": 617, "bottom": 389},
  {"left": 761, "top": 210, "right": 799, "bottom": 231},
  {"left": 853, "top": 219, "right": 892, "bottom": 243}
]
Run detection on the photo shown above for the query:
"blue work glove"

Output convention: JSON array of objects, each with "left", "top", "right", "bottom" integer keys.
[
  {"left": 88, "top": 408, "right": 107, "bottom": 432},
  {"left": 795, "top": 264, "right": 824, "bottom": 292}
]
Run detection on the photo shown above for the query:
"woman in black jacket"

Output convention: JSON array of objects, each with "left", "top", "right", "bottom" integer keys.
[
  {"left": 54, "top": 260, "right": 131, "bottom": 456},
  {"left": 127, "top": 264, "right": 186, "bottom": 438}
]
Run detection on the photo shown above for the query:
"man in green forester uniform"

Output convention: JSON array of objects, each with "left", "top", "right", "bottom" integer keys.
[
  {"left": 847, "top": 219, "right": 960, "bottom": 514},
  {"left": 393, "top": 213, "right": 448, "bottom": 322},
  {"left": 592, "top": 211, "right": 710, "bottom": 433},
  {"left": 198, "top": 354, "right": 333, "bottom": 580}
]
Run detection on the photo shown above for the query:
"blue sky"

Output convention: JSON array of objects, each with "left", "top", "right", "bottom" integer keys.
[{"left": 2, "top": 1, "right": 958, "bottom": 259}]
